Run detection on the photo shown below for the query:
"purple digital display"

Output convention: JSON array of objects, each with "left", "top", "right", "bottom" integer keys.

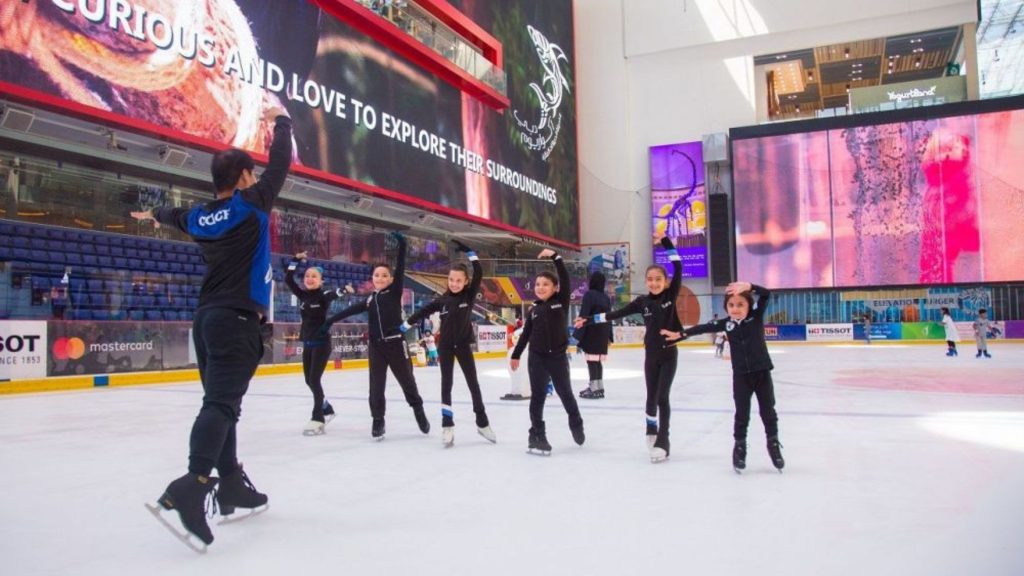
[{"left": 650, "top": 141, "right": 708, "bottom": 278}]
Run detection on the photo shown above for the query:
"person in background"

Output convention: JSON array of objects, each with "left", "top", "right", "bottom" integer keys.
[
  {"left": 576, "top": 271, "right": 612, "bottom": 400},
  {"left": 973, "top": 308, "right": 992, "bottom": 358}
]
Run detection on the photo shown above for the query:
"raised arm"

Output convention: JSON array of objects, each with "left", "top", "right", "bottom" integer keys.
[
  {"left": 241, "top": 111, "right": 293, "bottom": 212},
  {"left": 552, "top": 252, "right": 571, "bottom": 308},
  {"left": 750, "top": 284, "right": 771, "bottom": 320},
  {"left": 466, "top": 251, "right": 483, "bottom": 303},
  {"left": 661, "top": 236, "right": 682, "bottom": 302},
  {"left": 391, "top": 231, "right": 407, "bottom": 292},
  {"left": 284, "top": 257, "right": 304, "bottom": 297}
]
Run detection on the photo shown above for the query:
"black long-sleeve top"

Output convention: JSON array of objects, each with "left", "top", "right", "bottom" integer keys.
[
  {"left": 684, "top": 285, "right": 773, "bottom": 374},
  {"left": 511, "top": 254, "right": 570, "bottom": 359},
  {"left": 585, "top": 237, "right": 682, "bottom": 352},
  {"left": 324, "top": 234, "right": 407, "bottom": 342},
  {"left": 404, "top": 253, "right": 482, "bottom": 351},
  {"left": 154, "top": 116, "right": 292, "bottom": 317},
  {"left": 285, "top": 259, "right": 347, "bottom": 343}
]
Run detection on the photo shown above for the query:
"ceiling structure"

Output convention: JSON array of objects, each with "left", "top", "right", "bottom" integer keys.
[
  {"left": 755, "top": 26, "right": 963, "bottom": 119},
  {"left": 978, "top": 0, "right": 1024, "bottom": 98}
]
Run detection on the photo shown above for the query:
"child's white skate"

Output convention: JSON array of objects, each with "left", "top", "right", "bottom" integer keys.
[
  {"left": 303, "top": 420, "right": 325, "bottom": 436},
  {"left": 477, "top": 426, "right": 497, "bottom": 444}
]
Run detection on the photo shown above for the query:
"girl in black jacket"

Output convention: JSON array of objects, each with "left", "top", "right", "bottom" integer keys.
[
  {"left": 576, "top": 271, "right": 613, "bottom": 399},
  {"left": 664, "top": 282, "right": 784, "bottom": 473},
  {"left": 322, "top": 232, "right": 429, "bottom": 440},
  {"left": 575, "top": 235, "right": 681, "bottom": 463},
  {"left": 402, "top": 242, "right": 495, "bottom": 447},
  {"left": 510, "top": 249, "right": 584, "bottom": 455},
  {"left": 285, "top": 251, "right": 353, "bottom": 436}
]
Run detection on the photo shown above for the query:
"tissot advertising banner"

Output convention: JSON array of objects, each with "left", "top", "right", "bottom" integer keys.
[
  {"left": 805, "top": 323, "right": 854, "bottom": 342},
  {"left": 0, "top": 0, "right": 578, "bottom": 245},
  {"left": 0, "top": 321, "right": 48, "bottom": 380}
]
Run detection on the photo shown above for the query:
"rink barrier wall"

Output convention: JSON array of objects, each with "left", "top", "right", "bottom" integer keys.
[{"left": 0, "top": 350, "right": 510, "bottom": 395}]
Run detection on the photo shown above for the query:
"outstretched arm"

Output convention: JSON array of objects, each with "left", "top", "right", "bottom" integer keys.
[
  {"left": 403, "top": 298, "right": 445, "bottom": 331},
  {"left": 136, "top": 206, "right": 190, "bottom": 236},
  {"left": 575, "top": 297, "right": 642, "bottom": 329},
  {"left": 323, "top": 300, "right": 368, "bottom": 329},
  {"left": 680, "top": 318, "right": 728, "bottom": 338}
]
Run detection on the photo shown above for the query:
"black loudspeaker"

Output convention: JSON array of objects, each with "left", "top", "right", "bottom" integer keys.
[{"left": 708, "top": 193, "right": 733, "bottom": 286}]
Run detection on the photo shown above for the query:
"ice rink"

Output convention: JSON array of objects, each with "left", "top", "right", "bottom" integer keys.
[{"left": 2, "top": 342, "right": 1023, "bottom": 576}]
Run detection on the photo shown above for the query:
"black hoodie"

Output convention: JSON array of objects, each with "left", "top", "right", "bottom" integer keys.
[{"left": 576, "top": 272, "right": 613, "bottom": 354}]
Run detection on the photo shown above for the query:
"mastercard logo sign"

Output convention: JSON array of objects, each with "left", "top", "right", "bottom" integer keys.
[{"left": 53, "top": 337, "right": 86, "bottom": 360}]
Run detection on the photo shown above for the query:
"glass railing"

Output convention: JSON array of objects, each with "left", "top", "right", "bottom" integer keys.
[{"left": 355, "top": 0, "right": 507, "bottom": 96}]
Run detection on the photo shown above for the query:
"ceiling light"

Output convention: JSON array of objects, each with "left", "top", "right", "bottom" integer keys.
[{"left": 844, "top": 48, "right": 850, "bottom": 58}]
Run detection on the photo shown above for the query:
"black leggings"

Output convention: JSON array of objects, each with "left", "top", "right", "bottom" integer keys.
[
  {"left": 302, "top": 341, "right": 332, "bottom": 422},
  {"left": 527, "top": 352, "right": 582, "bottom": 431},
  {"left": 189, "top": 307, "right": 263, "bottom": 477},
  {"left": 644, "top": 347, "right": 677, "bottom": 450},
  {"left": 438, "top": 345, "right": 488, "bottom": 427},
  {"left": 586, "top": 360, "right": 603, "bottom": 381},
  {"left": 732, "top": 370, "right": 779, "bottom": 441},
  {"left": 368, "top": 338, "right": 424, "bottom": 420}
]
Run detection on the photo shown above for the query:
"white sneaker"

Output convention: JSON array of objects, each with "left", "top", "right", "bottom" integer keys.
[
  {"left": 303, "top": 420, "right": 325, "bottom": 436},
  {"left": 650, "top": 447, "right": 668, "bottom": 463},
  {"left": 442, "top": 426, "right": 455, "bottom": 447},
  {"left": 646, "top": 434, "right": 657, "bottom": 449},
  {"left": 477, "top": 426, "right": 497, "bottom": 444}
]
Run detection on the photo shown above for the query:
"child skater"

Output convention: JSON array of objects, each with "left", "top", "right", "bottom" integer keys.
[
  {"left": 575, "top": 234, "right": 682, "bottom": 463},
  {"left": 941, "top": 307, "right": 959, "bottom": 357},
  {"left": 285, "top": 251, "right": 354, "bottom": 436},
  {"left": 973, "top": 308, "right": 992, "bottom": 358},
  {"left": 322, "top": 231, "right": 429, "bottom": 440},
  {"left": 576, "top": 271, "right": 613, "bottom": 399},
  {"left": 510, "top": 249, "right": 584, "bottom": 455},
  {"left": 401, "top": 241, "right": 496, "bottom": 447},
  {"left": 664, "top": 281, "right": 784, "bottom": 473}
]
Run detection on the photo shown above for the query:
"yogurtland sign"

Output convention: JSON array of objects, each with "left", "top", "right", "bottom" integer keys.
[{"left": 850, "top": 76, "right": 967, "bottom": 112}]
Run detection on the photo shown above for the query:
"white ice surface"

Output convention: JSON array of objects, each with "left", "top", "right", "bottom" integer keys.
[{"left": 2, "top": 343, "right": 1023, "bottom": 576}]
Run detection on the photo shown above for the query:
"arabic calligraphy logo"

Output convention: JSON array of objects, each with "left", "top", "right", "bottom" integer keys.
[{"left": 513, "top": 25, "right": 571, "bottom": 161}]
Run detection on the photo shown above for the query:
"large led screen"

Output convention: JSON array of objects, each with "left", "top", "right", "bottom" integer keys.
[
  {"left": 733, "top": 108, "right": 1024, "bottom": 288},
  {"left": 0, "top": 0, "right": 578, "bottom": 246},
  {"left": 649, "top": 141, "right": 707, "bottom": 277}
]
